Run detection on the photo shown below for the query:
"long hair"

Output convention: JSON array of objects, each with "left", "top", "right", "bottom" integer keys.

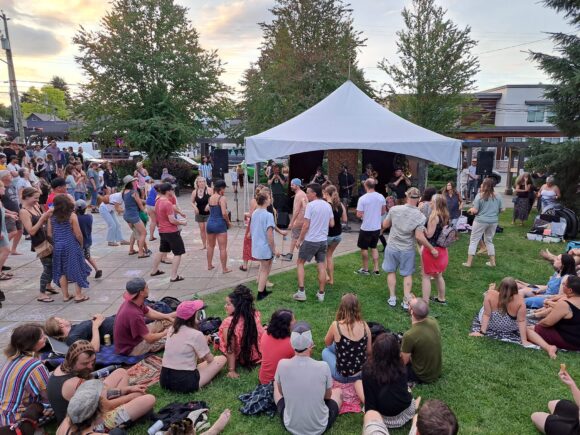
[
  {"left": 53, "top": 194, "right": 74, "bottom": 223},
  {"left": 480, "top": 178, "right": 496, "bottom": 200},
  {"left": 559, "top": 254, "right": 576, "bottom": 277},
  {"left": 325, "top": 185, "right": 341, "bottom": 212},
  {"left": 442, "top": 181, "right": 458, "bottom": 198},
  {"left": 267, "top": 309, "right": 293, "bottom": 339},
  {"left": 362, "top": 333, "right": 404, "bottom": 385},
  {"left": 5, "top": 324, "right": 44, "bottom": 359},
  {"left": 335, "top": 293, "right": 363, "bottom": 334},
  {"left": 497, "top": 277, "right": 518, "bottom": 314},
  {"left": 172, "top": 312, "right": 201, "bottom": 336},
  {"left": 430, "top": 194, "right": 450, "bottom": 227},
  {"left": 515, "top": 173, "right": 531, "bottom": 188},
  {"left": 194, "top": 176, "right": 207, "bottom": 191},
  {"left": 226, "top": 285, "right": 260, "bottom": 367}
]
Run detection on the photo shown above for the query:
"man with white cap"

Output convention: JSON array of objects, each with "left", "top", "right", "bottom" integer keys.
[
  {"left": 281, "top": 178, "right": 308, "bottom": 262},
  {"left": 274, "top": 321, "right": 342, "bottom": 435},
  {"left": 113, "top": 278, "right": 175, "bottom": 356}
]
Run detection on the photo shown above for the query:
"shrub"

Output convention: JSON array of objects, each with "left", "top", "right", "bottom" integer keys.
[{"left": 145, "top": 160, "right": 198, "bottom": 188}]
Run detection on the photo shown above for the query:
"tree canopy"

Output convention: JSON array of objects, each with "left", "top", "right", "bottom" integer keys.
[
  {"left": 73, "top": 0, "right": 230, "bottom": 159},
  {"left": 20, "top": 86, "right": 69, "bottom": 120}
]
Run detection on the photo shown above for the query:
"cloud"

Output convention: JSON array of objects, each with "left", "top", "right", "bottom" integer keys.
[{"left": 8, "top": 24, "right": 64, "bottom": 57}]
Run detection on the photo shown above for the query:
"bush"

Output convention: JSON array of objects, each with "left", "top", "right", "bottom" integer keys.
[
  {"left": 110, "top": 160, "right": 137, "bottom": 183},
  {"left": 429, "top": 163, "right": 457, "bottom": 183},
  {"left": 145, "top": 160, "right": 198, "bottom": 188}
]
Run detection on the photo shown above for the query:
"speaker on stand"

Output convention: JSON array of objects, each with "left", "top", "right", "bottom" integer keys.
[
  {"left": 211, "top": 149, "right": 229, "bottom": 181},
  {"left": 476, "top": 150, "right": 494, "bottom": 178}
]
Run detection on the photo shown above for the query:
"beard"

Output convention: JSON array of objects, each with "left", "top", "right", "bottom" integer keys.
[{"left": 74, "top": 368, "right": 94, "bottom": 380}]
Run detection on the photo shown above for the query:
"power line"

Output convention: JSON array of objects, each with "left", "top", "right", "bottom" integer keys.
[{"left": 477, "top": 37, "right": 551, "bottom": 55}]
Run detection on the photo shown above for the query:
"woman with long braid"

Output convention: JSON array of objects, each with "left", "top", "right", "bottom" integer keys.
[{"left": 218, "top": 285, "right": 264, "bottom": 378}]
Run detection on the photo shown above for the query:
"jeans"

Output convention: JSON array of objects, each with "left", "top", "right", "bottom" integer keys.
[
  {"left": 467, "top": 179, "right": 479, "bottom": 201},
  {"left": 321, "top": 343, "right": 362, "bottom": 383},
  {"left": 100, "top": 205, "right": 124, "bottom": 242},
  {"left": 39, "top": 256, "right": 53, "bottom": 293},
  {"left": 74, "top": 192, "right": 86, "bottom": 201},
  {"left": 88, "top": 186, "right": 97, "bottom": 207}
]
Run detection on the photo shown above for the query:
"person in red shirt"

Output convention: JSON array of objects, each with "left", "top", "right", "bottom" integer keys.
[
  {"left": 149, "top": 183, "right": 186, "bottom": 282},
  {"left": 259, "top": 309, "right": 296, "bottom": 385},
  {"left": 113, "top": 278, "right": 175, "bottom": 356},
  {"left": 46, "top": 177, "right": 70, "bottom": 211}
]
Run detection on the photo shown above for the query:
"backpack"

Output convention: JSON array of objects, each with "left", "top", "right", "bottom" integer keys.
[
  {"left": 436, "top": 225, "right": 459, "bottom": 248},
  {"left": 199, "top": 317, "right": 222, "bottom": 336},
  {"left": 159, "top": 296, "right": 181, "bottom": 312}
]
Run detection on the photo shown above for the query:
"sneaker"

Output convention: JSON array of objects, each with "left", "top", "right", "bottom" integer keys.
[
  {"left": 316, "top": 292, "right": 325, "bottom": 302},
  {"left": 293, "top": 290, "right": 306, "bottom": 302},
  {"left": 95, "top": 270, "right": 103, "bottom": 279},
  {"left": 281, "top": 253, "right": 293, "bottom": 262},
  {"left": 120, "top": 240, "right": 130, "bottom": 246},
  {"left": 430, "top": 296, "right": 448, "bottom": 305},
  {"left": 401, "top": 298, "right": 410, "bottom": 310},
  {"left": 373, "top": 270, "right": 380, "bottom": 276},
  {"left": 0, "top": 290, "right": 5, "bottom": 302},
  {"left": 387, "top": 296, "right": 397, "bottom": 307},
  {"left": 355, "top": 268, "right": 370, "bottom": 276},
  {"left": 257, "top": 290, "right": 272, "bottom": 301},
  {"left": 108, "top": 242, "right": 120, "bottom": 247}
]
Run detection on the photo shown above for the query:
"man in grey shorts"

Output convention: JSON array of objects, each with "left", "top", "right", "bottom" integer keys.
[
  {"left": 294, "top": 183, "right": 334, "bottom": 303},
  {"left": 281, "top": 178, "right": 308, "bottom": 262},
  {"left": 382, "top": 187, "right": 439, "bottom": 310}
]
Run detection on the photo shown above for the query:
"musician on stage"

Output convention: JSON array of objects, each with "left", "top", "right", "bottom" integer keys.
[
  {"left": 389, "top": 167, "right": 411, "bottom": 204},
  {"left": 338, "top": 164, "right": 355, "bottom": 230},
  {"left": 359, "top": 164, "right": 377, "bottom": 196}
]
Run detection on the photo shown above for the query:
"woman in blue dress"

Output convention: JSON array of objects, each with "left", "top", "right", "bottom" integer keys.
[
  {"left": 48, "top": 194, "right": 91, "bottom": 303},
  {"left": 206, "top": 180, "right": 232, "bottom": 273},
  {"left": 122, "top": 175, "right": 148, "bottom": 258}
]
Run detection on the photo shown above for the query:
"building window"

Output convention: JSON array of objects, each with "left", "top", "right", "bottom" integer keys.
[
  {"left": 506, "top": 137, "right": 526, "bottom": 143},
  {"left": 527, "top": 105, "right": 545, "bottom": 122}
]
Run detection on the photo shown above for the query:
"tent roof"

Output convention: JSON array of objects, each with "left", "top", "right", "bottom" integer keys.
[{"left": 245, "top": 80, "right": 461, "bottom": 167}]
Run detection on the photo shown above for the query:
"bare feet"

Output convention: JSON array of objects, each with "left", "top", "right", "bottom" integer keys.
[
  {"left": 548, "top": 345, "right": 558, "bottom": 359},
  {"left": 206, "top": 409, "right": 231, "bottom": 435},
  {"left": 462, "top": 262, "right": 471, "bottom": 268},
  {"left": 540, "top": 249, "right": 555, "bottom": 262},
  {"left": 208, "top": 265, "right": 215, "bottom": 271},
  {"left": 223, "top": 268, "right": 232, "bottom": 274},
  {"left": 10, "top": 251, "right": 22, "bottom": 255}
]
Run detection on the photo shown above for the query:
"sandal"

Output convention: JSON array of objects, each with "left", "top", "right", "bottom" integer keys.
[
  {"left": 170, "top": 276, "right": 185, "bottom": 282},
  {"left": 74, "top": 295, "right": 90, "bottom": 303},
  {"left": 161, "top": 260, "right": 172, "bottom": 265},
  {"left": 128, "top": 251, "right": 138, "bottom": 255},
  {"left": 63, "top": 296, "right": 74, "bottom": 302},
  {"left": 45, "top": 288, "right": 59, "bottom": 295},
  {"left": 0, "top": 273, "right": 12, "bottom": 280},
  {"left": 239, "top": 265, "right": 248, "bottom": 272},
  {"left": 150, "top": 270, "right": 165, "bottom": 277},
  {"left": 138, "top": 253, "right": 151, "bottom": 259},
  {"left": 37, "top": 297, "right": 54, "bottom": 303}
]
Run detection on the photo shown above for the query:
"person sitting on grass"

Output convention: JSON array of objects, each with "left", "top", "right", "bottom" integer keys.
[
  {"left": 160, "top": 300, "right": 227, "bottom": 393},
  {"left": 45, "top": 314, "right": 115, "bottom": 351},
  {"left": 259, "top": 309, "right": 295, "bottom": 385},
  {"left": 47, "top": 340, "right": 153, "bottom": 427},
  {"left": 469, "top": 277, "right": 531, "bottom": 346},
  {"left": 531, "top": 365, "right": 580, "bottom": 435},
  {"left": 362, "top": 332, "right": 416, "bottom": 431},
  {"left": 518, "top": 254, "right": 576, "bottom": 309},
  {"left": 401, "top": 297, "right": 442, "bottom": 384},
  {"left": 274, "top": 321, "right": 343, "bottom": 435},
  {"left": 218, "top": 285, "right": 264, "bottom": 378},
  {"left": 408, "top": 399, "right": 459, "bottom": 435},
  {"left": 322, "top": 293, "right": 371, "bottom": 402},
  {"left": 527, "top": 275, "right": 580, "bottom": 359},
  {"left": 540, "top": 248, "right": 580, "bottom": 271}
]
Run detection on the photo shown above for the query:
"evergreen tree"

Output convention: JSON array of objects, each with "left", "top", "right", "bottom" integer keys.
[{"left": 50, "top": 76, "right": 72, "bottom": 107}]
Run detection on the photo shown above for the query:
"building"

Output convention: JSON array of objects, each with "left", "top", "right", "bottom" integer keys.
[{"left": 25, "top": 112, "right": 71, "bottom": 140}]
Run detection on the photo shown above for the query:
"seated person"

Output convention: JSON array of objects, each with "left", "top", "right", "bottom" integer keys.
[
  {"left": 362, "top": 333, "right": 415, "bottom": 430},
  {"left": 469, "top": 277, "right": 531, "bottom": 345},
  {"left": 47, "top": 340, "right": 153, "bottom": 427},
  {"left": 45, "top": 314, "right": 115, "bottom": 351},
  {"left": 527, "top": 275, "right": 580, "bottom": 359},
  {"left": 274, "top": 321, "right": 342, "bottom": 435},
  {"left": 113, "top": 278, "right": 175, "bottom": 356},
  {"left": 532, "top": 365, "right": 580, "bottom": 435},
  {"left": 218, "top": 285, "right": 264, "bottom": 378},
  {"left": 541, "top": 247, "right": 580, "bottom": 270},
  {"left": 160, "top": 300, "right": 226, "bottom": 393},
  {"left": 401, "top": 298, "right": 442, "bottom": 384},
  {"left": 518, "top": 254, "right": 576, "bottom": 309},
  {"left": 259, "top": 309, "right": 295, "bottom": 385},
  {"left": 0, "top": 324, "right": 50, "bottom": 426},
  {"left": 411, "top": 399, "right": 459, "bottom": 435}
]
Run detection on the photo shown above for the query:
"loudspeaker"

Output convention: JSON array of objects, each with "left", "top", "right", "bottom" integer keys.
[
  {"left": 476, "top": 151, "right": 494, "bottom": 176},
  {"left": 211, "top": 149, "right": 229, "bottom": 180}
]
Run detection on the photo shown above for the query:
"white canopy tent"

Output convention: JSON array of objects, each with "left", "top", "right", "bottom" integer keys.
[{"left": 245, "top": 80, "right": 462, "bottom": 167}]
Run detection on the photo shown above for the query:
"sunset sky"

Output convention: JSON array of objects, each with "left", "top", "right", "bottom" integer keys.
[{"left": 0, "top": 0, "right": 574, "bottom": 105}]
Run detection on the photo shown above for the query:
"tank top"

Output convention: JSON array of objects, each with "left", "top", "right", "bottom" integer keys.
[
  {"left": 555, "top": 301, "right": 580, "bottom": 348},
  {"left": 335, "top": 322, "right": 368, "bottom": 377},
  {"left": 328, "top": 204, "right": 343, "bottom": 237},
  {"left": 427, "top": 222, "right": 444, "bottom": 247},
  {"left": 541, "top": 189, "right": 557, "bottom": 210},
  {"left": 47, "top": 372, "right": 77, "bottom": 424},
  {"left": 123, "top": 190, "right": 140, "bottom": 222},
  {"left": 23, "top": 206, "right": 47, "bottom": 251},
  {"left": 194, "top": 189, "right": 210, "bottom": 216}
]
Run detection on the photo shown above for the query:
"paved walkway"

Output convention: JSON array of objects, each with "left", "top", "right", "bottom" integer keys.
[{"left": 0, "top": 189, "right": 361, "bottom": 356}]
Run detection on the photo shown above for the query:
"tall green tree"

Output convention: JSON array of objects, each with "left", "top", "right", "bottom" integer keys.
[
  {"left": 73, "top": 0, "right": 230, "bottom": 160},
  {"left": 50, "top": 76, "right": 72, "bottom": 108},
  {"left": 529, "top": 0, "right": 580, "bottom": 136},
  {"left": 379, "top": 0, "right": 480, "bottom": 135},
  {"left": 20, "top": 86, "right": 69, "bottom": 120},
  {"left": 0, "top": 103, "right": 11, "bottom": 126},
  {"left": 240, "top": 0, "right": 371, "bottom": 136}
]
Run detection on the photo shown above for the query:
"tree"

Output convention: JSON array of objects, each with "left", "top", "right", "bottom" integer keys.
[
  {"left": 529, "top": 0, "right": 580, "bottom": 136},
  {"left": 240, "top": 0, "right": 371, "bottom": 136},
  {"left": 73, "top": 0, "right": 230, "bottom": 160},
  {"left": 379, "top": 0, "right": 480, "bottom": 135},
  {"left": 20, "top": 86, "right": 69, "bottom": 120},
  {"left": 50, "top": 76, "right": 72, "bottom": 108},
  {"left": 0, "top": 103, "right": 11, "bottom": 126}
]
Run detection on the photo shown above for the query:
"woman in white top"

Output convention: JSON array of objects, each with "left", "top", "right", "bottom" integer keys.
[
  {"left": 98, "top": 188, "right": 128, "bottom": 246},
  {"left": 537, "top": 176, "right": 561, "bottom": 213}
]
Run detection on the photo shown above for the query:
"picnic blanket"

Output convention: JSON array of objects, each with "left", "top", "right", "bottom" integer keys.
[
  {"left": 239, "top": 382, "right": 277, "bottom": 416},
  {"left": 42, "top": 345, "right": 149, "bottom": 368},
  {"left": 127, "top": 355, "right": 163, "bottom": 386},
  {"left": 332, "top": 380, "right": 362, "bottom": 414},
  {"left": 470, "top": 312, "right": 539, "bottom": 347}
]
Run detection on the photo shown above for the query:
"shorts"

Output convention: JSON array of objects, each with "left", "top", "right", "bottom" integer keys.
[
  {"left": 277, "top": 397, "right": 339, "bottom": 433},
  {"left": 146, "top": 205, "right": 155, "bottom": 213},
  {"left": 5, "top": 216, "right": 22, "bottom": 233},
  {"left": 382, "top": 247, "right": 416, "bottom": 276},
  {"left": 358, "top": 230, "right": 380, "bottom": 249},
  {"left": 159, "top": 366, "right": 200, "bottom": 393},
  {"left": 327, "top": 235, "right": 342, "bottom": 245},
  {"left": 545, "top": 400, "right": 580, "bottom": 435},
  {"left": 159, "top": 231, "right": 186, "bottom": 256},
  {"left": 363, "top": 420, "right": 390, "bottom": 435},
  {"left": 534, "top": 325, "right": 580, "bottom": 351},
  {"left": 291, "top": 226, "right": 303, "bottom": 240},
  {"left": 299, "top": 240, "right": 327, "bottom": 263},
  {"left": 102, "top": 406, "right": 131, "bottom": 430},
  {"left": 195, "top": 214, "right": 209, "bottom": 223},
  {"left": 83, "top": 247, "right": 91, "bottom": 259}
]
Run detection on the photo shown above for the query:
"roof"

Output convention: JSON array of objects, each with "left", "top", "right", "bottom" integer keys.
[
  {"left": 26, "top": 113, "right": 63, "bottom": 122},
  {"left": 245, "top": 81, "right": 461, "bottom": 168},
  {"left": 473, "top": 93, "right": 502, "bottom": 99},
  {"left": 461, "top": 125, "right": 561, "bottom": 133},
  {"left": 480, "top": 84, "right": 549, "bottom": 93}
]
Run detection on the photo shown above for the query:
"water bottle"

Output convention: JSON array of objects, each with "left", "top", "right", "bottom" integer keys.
[
  {"left": 91, "top": 364, "right": 121, "bottom": 379},
  {"left": 147, "top": 419, "right": 164, "bottom": 435}
]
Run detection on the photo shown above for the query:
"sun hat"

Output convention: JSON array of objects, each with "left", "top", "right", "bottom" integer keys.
[
  {"left": 291, "top": 178, "right": 302, "bottom": 187},
  {"left": 122, "top": 174, "right": 136, "bottom": 185},
  {"left": 124, "top": 277, "right": 147, "bottom": 300},
  {"left": 176, "top": 300, "right": 206, "bottom": 320},
  {"left": 290, "top": 321, "right": 314, "bottom": 352},
  {"left": 67, "top": 379, "right": 103, "bottom": 424}
]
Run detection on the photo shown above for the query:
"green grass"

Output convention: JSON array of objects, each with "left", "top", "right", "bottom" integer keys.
[{"left": 128, "top": 212, "right": 571, "bottom": 435}]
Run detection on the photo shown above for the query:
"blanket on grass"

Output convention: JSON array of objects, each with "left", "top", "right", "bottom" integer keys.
[
  {"left": 42, "top": 345, "right": 149, "bottom": 368},
  {"left": 470, "top": 312, "right": 539, "bottom": 348},
  {"left": 332, "top": 380, "right": 362, "bottom": 414},
  {"left": 127, "top": 355, "right": 163, "bottom": 386}
]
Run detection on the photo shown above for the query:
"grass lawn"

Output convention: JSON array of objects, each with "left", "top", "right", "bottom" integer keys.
[{"left": 129, "top": 212, "right": 573, "bottom": 435}]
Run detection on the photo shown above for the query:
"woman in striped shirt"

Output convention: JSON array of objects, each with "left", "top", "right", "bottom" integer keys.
[{"left": 199, "top": 156, "right": 213, "bottom": 188}]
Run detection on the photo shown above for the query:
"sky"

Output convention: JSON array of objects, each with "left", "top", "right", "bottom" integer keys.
[{"left": 0, "top": 0, "right": 574, "bottom": 105}]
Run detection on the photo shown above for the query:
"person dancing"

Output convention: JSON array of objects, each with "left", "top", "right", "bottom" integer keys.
[{"left": 206, "top": 180, "right": 232, "bottom": 273}]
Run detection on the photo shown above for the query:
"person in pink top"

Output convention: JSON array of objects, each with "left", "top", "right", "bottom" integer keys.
[
  {"left": 218, "top": 285, "right": 264, "bottom": 378},
  {"left": 259, "top": 309, "right": 296, "bottom": 385}
]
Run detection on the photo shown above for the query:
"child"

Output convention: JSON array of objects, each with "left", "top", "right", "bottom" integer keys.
[{"left": 75, "top": 199, "right": 102, "bottom": 278}]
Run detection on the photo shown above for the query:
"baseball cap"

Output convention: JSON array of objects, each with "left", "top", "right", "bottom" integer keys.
[
  {"left": 176, "top": 300, "right": 206, "bottom": 320},
  {"left": 406, "top": 187, "right": 421, "bottom": 199},
  {"left": 67, "top": 379, "right": 103, "bottom": 424},
  {"left": 75, "top": 199, "right": 87, "bottom": 210},
  {"left": 124, "top": 278, "right": 147, "bottom": 300},
  {"left": 290, "top": 321, "right": 314, "bottom": 352},
  {"left": 291, "top": 178, "right": 302, "bottom": 187}
]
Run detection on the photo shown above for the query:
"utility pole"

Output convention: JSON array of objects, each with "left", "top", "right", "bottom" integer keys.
[{"left": 0, "top": 11, "right": 25, "bottom": 142}]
